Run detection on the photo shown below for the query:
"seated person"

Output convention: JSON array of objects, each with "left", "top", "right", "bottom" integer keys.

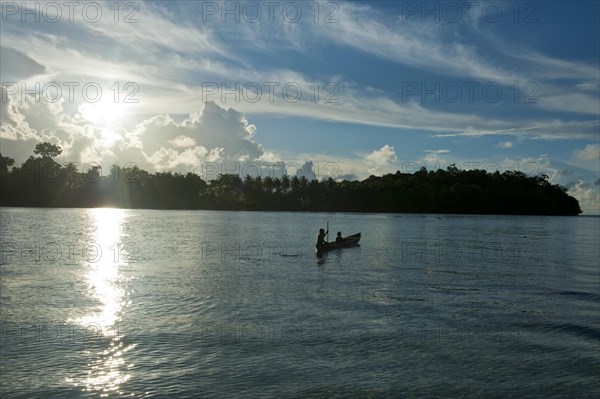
[{"left": 335, "top": 231, "right": 343, "bottom": 244}]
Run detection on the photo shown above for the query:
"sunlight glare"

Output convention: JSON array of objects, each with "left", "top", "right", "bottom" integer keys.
[
  {"left": 79, "top": 99, "right": 125, "bottom": 127},
  {"left": 68, "top": 208, "right": 133, "bottom": 394},
  {"left": 75, "top": 208, "right": 130, "bottom": 329}
]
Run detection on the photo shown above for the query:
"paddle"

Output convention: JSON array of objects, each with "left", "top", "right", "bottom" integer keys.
[{"left": 326, "top": 220, "right": 329, "bottom": 243}]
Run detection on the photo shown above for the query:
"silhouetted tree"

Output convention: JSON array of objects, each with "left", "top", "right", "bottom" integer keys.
[
  {"left": 1, "top": 154, "right": 15, "bottom": 173},
  {"left": 0, "top": 145, "right": 582, "bottom": 215},
  {"left": 34, "top": 142, "right": 62, "bottom": 158}
]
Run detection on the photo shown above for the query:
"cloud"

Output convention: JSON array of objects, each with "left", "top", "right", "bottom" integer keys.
[
  {"left": 568, "top": 180, "right": 600, "bottom": 215},
  {"left": 434, "top": 120, "right": 599, "bottom": 140},
  {"left": 366, "top": 144, "right": 397, "bottom": 164},
  {"left": 366, "top": 144, "right": 397, "bottom": 175},
  {"left": 316, "top": 2, "right": 520, "bottom": 83},
  {"left": 0, "top": 46, "right": 45, "bottom": 81},
  {"left": 295, "top": 161, "right": 316, "bottom": 181},
  {"left": 497, "top": 141, "right": 513, "bottom": 149},
  {"left": 525, "top": 156, "right": 599, "bottom": 215},
  {"left": 168, "top": 135, "right": 197, "bottom": 148},
  {"left": 258, "top": 151, "right": 281, "bottom": 163},
  {"left": 147, "top": 146, "right": 213, "bottom": 171},
  {"left": 513, "top": 52, "right": 599, "bottom": 81},
  {"left": 90, "top": 101, "right": 264, "bottom": 172},
  {"left": 2, "top": 0, "right": 598, "bottom": 202},
  {"left": 538, "top": 91, "right": 600, "bottom": 115},
  {"left": 573, "top": 144, "right": 600, "bottom": 161},
  {"left": 423, "top": 149, "right": 451, "bottom": 165},
  {"left": 2, "top": 4, "right": 596, "bottom": 141},
  {"left": 0, "top": 89, "right": 266, "bottom": 174}
]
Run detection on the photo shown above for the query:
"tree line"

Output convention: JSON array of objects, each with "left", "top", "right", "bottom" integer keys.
[{"left": 0, "top": 142, "right": 582, "bottom": 215}]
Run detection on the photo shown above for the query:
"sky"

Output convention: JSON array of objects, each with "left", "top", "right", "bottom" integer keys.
[{"left": 0, "top": 0, "right": 599, "bottom": 213}]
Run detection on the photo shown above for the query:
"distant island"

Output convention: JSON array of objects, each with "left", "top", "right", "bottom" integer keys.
[{"left": 0, "top": 143, "right": 582, "bottom": 215}]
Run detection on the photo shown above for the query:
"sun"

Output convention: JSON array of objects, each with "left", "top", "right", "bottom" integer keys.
[
  {"left": 79, "top": 98, "right": 127, "bottom": 145},
  {"left": 79, "top": 98, "right": 125, "bottom": 127}
]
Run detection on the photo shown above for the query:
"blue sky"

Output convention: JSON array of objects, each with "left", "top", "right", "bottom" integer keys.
[{"left": 0, "top": 1, "right": 599, "bottom": 213}]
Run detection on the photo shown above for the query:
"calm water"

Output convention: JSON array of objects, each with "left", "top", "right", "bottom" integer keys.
[{"left": 0, "top": 208, "right": 598, "bottom": 398}]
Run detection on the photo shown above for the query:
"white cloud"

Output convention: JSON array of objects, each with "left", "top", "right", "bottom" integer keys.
[
  {"left": 568, "top": 180, "right": 600, "bottom": 215},
  {"left": 573, "top": 144, "right": 600, "bottom": 161},
  {"left": 296, "top": 161, "right": 317, "bottom": 181},
  {"left": 78, "top": 2, "right": 231, "bottom": 59},
  {"left": 365, "top": 144, "right": 397, "bottom": 175},
  {"left": 366, "top": 144, "right": 397, "bottom": 163},
  {"left": 316, "top": 2, "right": 521, "bottom": 83},
  {"left": 258, "top": 151, "right": 281, "bottom": 163},
  {"left": 3, "top": 5, "right": 597, "bottom": 141},
  {"left": 497, "top": 141, "right": 513, "bottom": 149},
  {"left": 2, "top": 0, "right": 598, "bottom": 197},
  {"left": 422, "top": 149, "right": 451, "bottom": 166},
  {"left": 538, "top": 92, "right": 600, "bottom": 115},
  {"left": 0, "top": 89, "right": 266, "bottom": 174},
  {"left": 117, "top": 101, "right": 264, "bottom": 171},
  {"left": 513, "top": 52, "right": 599, "bottom": 81},
  {"left": 434, "top": 120, "right": 599, "bottom": 140},
  {"left": 169, "top": 135, "right": 197, "bottom": 148}
]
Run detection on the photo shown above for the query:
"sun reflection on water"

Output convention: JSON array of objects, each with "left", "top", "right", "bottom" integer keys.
[
  {"left": 76, "top": 208, "right": 130, "bottom": 328},
  {"left": 68, "top": 208, "right": 135, "bottom": 395}
]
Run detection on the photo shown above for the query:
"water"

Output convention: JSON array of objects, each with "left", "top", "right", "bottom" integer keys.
[{"left": 1, "top": 208, "right": 598, "bottom": 398}]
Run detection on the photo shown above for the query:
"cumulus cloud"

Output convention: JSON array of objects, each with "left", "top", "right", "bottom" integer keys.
[
  {"left": 296, "top": 161, "right": 316, "bottom": 181},
  {"left": 366, "top": 144, "right": 397, "bottom": 164},
  {"left": 497, "top": 141, "right": 514, "bottom": 149},
  {"left": 422, "top": 149, "right": 451, "bottom": 167},
  {"left": 168, "top": 135, "right": 197, "bottom": 148},
  {"left": 0, "top": 92, "right": 266, "bottom": 175},
  {"left": 366, "top": 144, "right": 397, "bottom": 175},
  {"left": 573, "top": 144, "right": 600, "bottom": 161},
  {"left": 131, "top": 101, "right": 263, "bottom": 172},
  {"left": 0, "top": 85, "right": 64, "bottom": 160},
  {"left": 568, "top": 180, "right": 600, "bottom": 215}
]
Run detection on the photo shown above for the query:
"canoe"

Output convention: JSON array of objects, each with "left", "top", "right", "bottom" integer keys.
[{"left": 316, "top": 233, "right": 361, "bottom": 254}]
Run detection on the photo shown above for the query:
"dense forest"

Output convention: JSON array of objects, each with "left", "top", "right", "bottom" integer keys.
[{"left": 0, "top": 143, "right": 582, "bottom": 215}]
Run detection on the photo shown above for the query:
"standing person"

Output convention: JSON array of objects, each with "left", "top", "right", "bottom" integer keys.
[{"left": 316, "top": 228, "right": 328, "bottom": 248}]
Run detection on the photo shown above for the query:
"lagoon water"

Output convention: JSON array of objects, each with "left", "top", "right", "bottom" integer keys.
[{"left": 0, "top": 207, "right": 598, "bottom": 398}]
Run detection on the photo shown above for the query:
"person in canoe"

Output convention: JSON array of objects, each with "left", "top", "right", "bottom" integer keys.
[
  {"left": 316, "top": 228, "right": 328, "bottom": 249},
  {"left": 336, "top": 232, "right": 343, "bottom": 244}
]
